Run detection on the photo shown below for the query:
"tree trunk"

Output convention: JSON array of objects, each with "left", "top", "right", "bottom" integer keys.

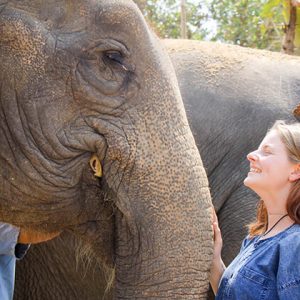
[
  {"left": 282, "top": 1, "right": 297, "bottom": 54},
  {"left": 181, "top": 0, "right": 187, "bottom": 39}
]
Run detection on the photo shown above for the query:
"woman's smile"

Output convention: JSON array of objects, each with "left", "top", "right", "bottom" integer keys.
[{"left": 249, "top": 167, "right": 262, "bottom": 174}]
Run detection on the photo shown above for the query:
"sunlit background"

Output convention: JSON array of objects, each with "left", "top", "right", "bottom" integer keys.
[{"left": 135, "top": 0, "right": 300, "bottom": 55}]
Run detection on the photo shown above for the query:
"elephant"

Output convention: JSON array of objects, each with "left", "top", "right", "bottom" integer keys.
[
  {"left": 0, "top": 1, "right": 214, "bottom": 299},
  {"left": 13, "top": 39, "right": 300, "bottom": 299}
]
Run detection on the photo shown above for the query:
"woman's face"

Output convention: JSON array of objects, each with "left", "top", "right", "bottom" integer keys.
[{"left": 244, "top": 130, "right": 296, "bottom": 194}]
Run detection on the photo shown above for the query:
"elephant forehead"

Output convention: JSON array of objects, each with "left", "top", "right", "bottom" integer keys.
[
  {"left": 1, "top": 19, "right": 42, "bottom": 52},
  {"left": 6, "top": 0, "right": 143, "bottom": 31},
  {"left": 95, "top": 1, "right": 143, "bottom": 26},
  {"left": 63, "top": 1, "right": 146, "bottom": 42},
  {"left": 0, "top": 13, "right": 47, "bottom": 67}
]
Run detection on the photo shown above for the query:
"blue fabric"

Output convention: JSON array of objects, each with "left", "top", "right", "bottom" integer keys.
[
  {"left": 0, "top": 222, "right": 19, "bottom": 300},
  {"left": 216, "top": 224, "right": 300, "bottom": 300}
]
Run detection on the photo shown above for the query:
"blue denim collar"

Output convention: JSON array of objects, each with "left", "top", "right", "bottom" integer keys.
[{"left": 254, "top": 223, "right": 297, "bottom": 248}]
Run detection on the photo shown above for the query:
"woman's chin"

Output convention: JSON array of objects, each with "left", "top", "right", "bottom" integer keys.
[
  {"left": 244, "top": 177, "right": 262, "bottom": 195},
  {"left": 243, "top": 176, "right": 255, "bottom": 188}
]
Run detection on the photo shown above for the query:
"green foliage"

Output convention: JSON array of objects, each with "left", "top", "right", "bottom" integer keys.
[
  {"left": 135, "top": 0, "right": 300, "bottom": 55},
  {"left": 134, "top": 0, "right": 209, "bottom": 39},
  {"left": 210, "top": 0, "right": 285, "bottom": 51},
  {"left": 295, "top": 9, "right": 300, "bottom": 50}
]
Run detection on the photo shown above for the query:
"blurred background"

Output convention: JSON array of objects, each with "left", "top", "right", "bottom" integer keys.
[{"left": 134, "top": 0, "right": 300, "bottom": 56}]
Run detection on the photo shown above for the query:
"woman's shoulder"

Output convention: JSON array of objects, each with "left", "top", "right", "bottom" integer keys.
[
  {"left": 281, "top": 223, "right": 300, "bottom": 238},
  {"left": 240, "top": 224, "right": 300, "bottom": 252},
  {"left": 278, "top": 224, "right": 300, "bottom": 248},
  {"left": 277, "top": 224, "right": 300, "bottom": 294}
]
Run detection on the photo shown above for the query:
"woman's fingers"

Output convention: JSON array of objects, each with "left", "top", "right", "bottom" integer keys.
[
  {"left": 213, "top": 221, "right": 222, "bottom": 243},
  {"left": 210, "top": 207, "right": 223, "bottom": 256},
  {"left": 212, "top": 214, "right": 223, "bottom": 258},
  {"left": 212, "top": 208, "right": 220, "bottom": 230}
]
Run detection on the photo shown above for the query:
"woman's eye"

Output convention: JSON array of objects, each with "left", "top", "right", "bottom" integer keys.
[{"left": 104, "top": 51, "right": 124, "bottom": 65}]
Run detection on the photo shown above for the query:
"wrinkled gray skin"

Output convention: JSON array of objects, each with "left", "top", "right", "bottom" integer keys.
[
  {"left": 15, "top": 39, "right": 300, "bottom": 300},
  {"left": 0, "top": 2, "right": 213, "bottom": 299}
]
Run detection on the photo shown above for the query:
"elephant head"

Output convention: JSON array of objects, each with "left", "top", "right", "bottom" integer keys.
[{"left": 0, "top": 0, "right": 213, "bottom": 298}]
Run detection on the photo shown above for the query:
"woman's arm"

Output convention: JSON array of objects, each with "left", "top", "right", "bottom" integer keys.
[
  {"left": 0, "top": 222, "right": 19, "bottom": 256},
  {"left": 209, "top": 210, "right": 226, "bottom": 295}
]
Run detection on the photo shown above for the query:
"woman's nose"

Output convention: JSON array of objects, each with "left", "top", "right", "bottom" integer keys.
[{"left": 247, "top": 151, "right": 258, "bottom": 162}]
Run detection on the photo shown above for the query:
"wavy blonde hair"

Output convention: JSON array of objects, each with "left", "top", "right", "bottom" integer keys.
[{"left": 248, "top": 120, "right": 300, "bottom": 237}]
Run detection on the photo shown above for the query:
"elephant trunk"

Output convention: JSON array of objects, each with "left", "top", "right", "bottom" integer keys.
[
  {"left": 105, "top": 97, "right": 213, "bottom": 298},
  {"left": 114, "top": 137, "right": 213, "bottom": 298}
]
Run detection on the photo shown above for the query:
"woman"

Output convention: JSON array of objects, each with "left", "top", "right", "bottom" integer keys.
[{"left": 210, "top": 120, "right": 300, "bottom": 299}]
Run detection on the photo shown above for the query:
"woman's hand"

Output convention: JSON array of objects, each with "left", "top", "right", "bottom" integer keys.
[
  {"left": 212, "top": 208, "right": 223, "bottom": 260},
  {"left": 209, "top": 208, "right": 226, "bottom": 295},
  {"left": 18, "top": 228, "right": 61, "bottom": 244}
]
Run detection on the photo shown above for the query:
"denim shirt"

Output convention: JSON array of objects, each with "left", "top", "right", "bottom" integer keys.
[
  {"left": 0, "top": 222, "right": 29, "bottom": 300},
  {"left": 216, "top": 224, "right": 300, "bottom": 300}
]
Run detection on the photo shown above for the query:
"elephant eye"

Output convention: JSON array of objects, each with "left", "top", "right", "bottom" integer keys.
[
  {"left": 103, "top": 50, "right": 131, "bottom": 72},
  {"left": 104, "top": 50, "right": 124, "bottom": 65}
]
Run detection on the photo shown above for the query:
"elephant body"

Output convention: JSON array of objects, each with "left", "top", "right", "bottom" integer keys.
[
  {"left": 1, "top": 2, "right": 213, "bottom": 299},
  {"left": 14, "top": 39, "right": 300, "bottom": 299}
]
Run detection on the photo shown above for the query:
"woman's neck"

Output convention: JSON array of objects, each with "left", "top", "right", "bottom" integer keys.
[
  {"left": 258, "top": 187, "right": 289, "bottom": 215},
  {"left": 256, "top": 188, "right": 294, "bottom": 236},
  {"left": 264, "top": 213, "right": 294, "bottom": 237}
]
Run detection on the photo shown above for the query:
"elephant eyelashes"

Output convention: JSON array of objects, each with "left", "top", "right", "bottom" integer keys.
[
  {"left": 104, "top": 51, "right": 123, "bottom": 64},
  {"left": 103, "top": 51, "right": 130, "bottom": 71}
]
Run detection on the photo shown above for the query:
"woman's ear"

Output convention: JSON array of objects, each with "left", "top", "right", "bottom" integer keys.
[{"left": 289, "top": 164, "right": 300, "bottom": 182}]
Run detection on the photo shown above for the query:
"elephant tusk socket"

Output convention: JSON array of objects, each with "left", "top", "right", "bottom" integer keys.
[{"left": 89, "top": 154, "right": 102, "bottom": 177}]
